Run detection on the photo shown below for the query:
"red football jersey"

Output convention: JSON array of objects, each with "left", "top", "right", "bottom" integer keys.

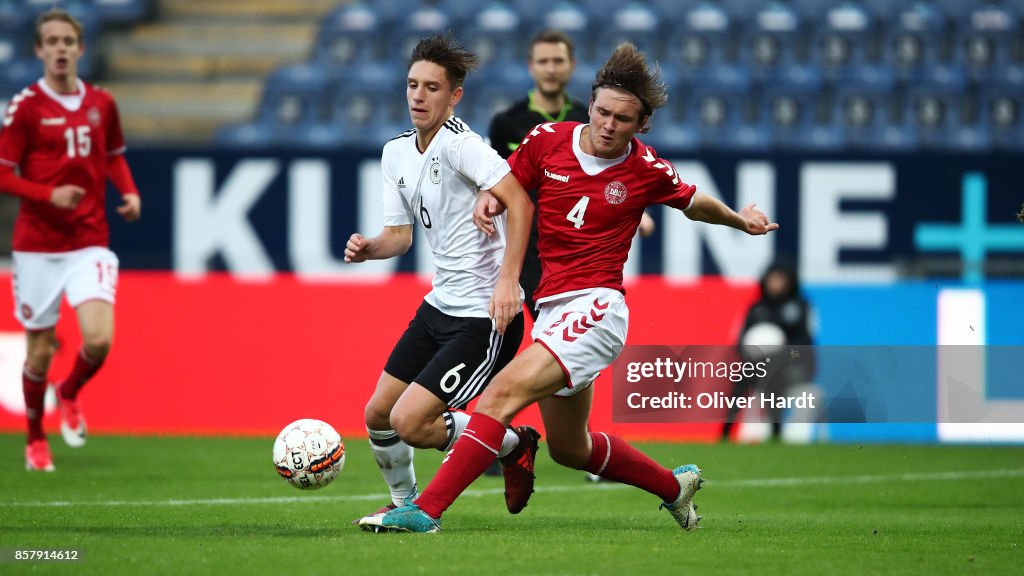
[
  {"left": 509, "top": 122, "right": 696, "bottom": 300},
  {"left": 0, "top": 79, "right": 126, "bottom": 252}
]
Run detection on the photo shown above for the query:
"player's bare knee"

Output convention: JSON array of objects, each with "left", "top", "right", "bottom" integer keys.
[
  {"left": 81, "top": 334, "right": 111, "bottom": 361},
  {"left": 475, "top": 379, "right": 522, "bottom": 424},
  {"left": 364, "top": 400, "right": 392, "bottom": 431},
  {"left": 389, "top": 409, "right": 436, "bottom": 449},
  {"left": 25, "top": 346, "right": 54, "bottom": 373}
]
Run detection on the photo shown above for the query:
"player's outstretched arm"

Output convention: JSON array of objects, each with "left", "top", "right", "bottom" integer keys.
[
  {"left": 683, "top": 193, "right": 779, "bottom": 235},
  {"left": 344, "top": 225, "right": 413, "bottom": 263},
  {"left": 484, "top": 173, "right": 533, "bottom": 334}
]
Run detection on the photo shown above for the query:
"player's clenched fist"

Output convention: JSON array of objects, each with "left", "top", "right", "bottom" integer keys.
[
  {"left": 50, "top": 185, "right": 85, "bottom": 210},
  {"left": 344, "top": 233, "right": 370, "bottom": 263}
]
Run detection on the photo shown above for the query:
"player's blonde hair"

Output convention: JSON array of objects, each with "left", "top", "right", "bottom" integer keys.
[
  {"left": 408, "top": 32, "right": 480, "bottom": 90},
  {"left": 592, "top": 42, "right": 667, "bottom": 132},
  {"left": 34, "top": 8, "right": 84, "bottom": 46}
]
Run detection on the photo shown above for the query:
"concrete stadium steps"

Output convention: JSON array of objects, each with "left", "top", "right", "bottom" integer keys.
[
  {"left": 160, "top": 0, "right": 339, "bottom": 22},
  {"left": 118, "top": 23, "right": 316, "bottom": 57},
  {"left": 100, "top": 0, "right": 339, "bottom": 143},
  {"left": 105, "top": 81, "right": 262, "bottom": 142},
  {"left": 105, "top": 52, "right": 293, "bottom": 81}
]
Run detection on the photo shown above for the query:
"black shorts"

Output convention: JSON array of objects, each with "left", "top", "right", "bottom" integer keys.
[{"left": 384, "top": 301, "right": 524, "bottom": 409}]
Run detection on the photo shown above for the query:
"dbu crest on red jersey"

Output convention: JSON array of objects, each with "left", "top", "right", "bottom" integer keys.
[
  {"left": 604, "top": 181, "right": 627, "bottom": 205},
  {"left": 87, "top": 106, "right": 101, "bottom": 126}
]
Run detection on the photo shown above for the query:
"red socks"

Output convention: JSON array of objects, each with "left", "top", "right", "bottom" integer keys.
[
  {"left": 416, "top": 413, "right": 506, "bottom": 518},
  {"left": 58, "top": 347, "right": 103, "bottom": 401},
  {"left": 22, "top": 364, "right": 46, "bottom": 442},
  {"left": 584, "top": 432, "right": 681, "bottom": 503}
]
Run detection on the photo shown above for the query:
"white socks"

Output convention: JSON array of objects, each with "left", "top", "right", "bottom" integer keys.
[
  {"left": 445, "top": 411, "right": 519, "bottom": 458},
  {"left": 367, "top": 428, "right": 417, "bottom": 506}
]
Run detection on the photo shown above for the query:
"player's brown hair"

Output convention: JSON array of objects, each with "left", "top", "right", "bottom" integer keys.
[
  {"left": 528, "top": 29, "right": 576, "bottom": 61},
  {"left": 408, "top": 32, "right": 480, "bottom": 90},
  {"left": 34, "top": 8, "right": 84, "bottom": 46},
  {"left": 592, "top": 42, "right": 667, "bottom": 131}
]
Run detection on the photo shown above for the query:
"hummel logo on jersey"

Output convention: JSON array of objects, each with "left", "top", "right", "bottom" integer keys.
[
  {"left": 544, "top": 169, "right": 569, "bottom": 183},
  {"left": 41, "top": 117, "right": 66, "bottom": 126},
  {"left": 397, "top": 177, "right": 406, "bottom": 189}
]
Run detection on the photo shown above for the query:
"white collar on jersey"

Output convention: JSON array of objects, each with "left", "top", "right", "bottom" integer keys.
[
  {"left": 36, "top": 78, "right": 87, "bottom": 112},
  {"left": 571, "top": 123, "right": 631, "bottom": 176}
]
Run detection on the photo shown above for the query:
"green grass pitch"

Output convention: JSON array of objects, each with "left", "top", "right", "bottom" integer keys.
[{"left": 1, "top": 433, "right": 1021, "bottom": 575}]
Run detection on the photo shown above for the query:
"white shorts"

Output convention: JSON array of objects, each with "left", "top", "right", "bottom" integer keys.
[
  {"left": 532, "top": 287, "right": 629, "bottom": 397},
  {"left": 12, "top": 247, "right": 119, "bottom": 330}
]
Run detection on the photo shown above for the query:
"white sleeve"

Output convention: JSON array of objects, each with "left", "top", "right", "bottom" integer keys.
[
  {"left": 380, "top": 153, "right": 413, "bottom": 227},
  {"left": 453, "top": 133, "right": 511, "bottom": 191}
]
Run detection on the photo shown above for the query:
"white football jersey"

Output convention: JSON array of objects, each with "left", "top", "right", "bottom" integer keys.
[{"left": 381, "top": 116, "right": 518, "bottom": 317}]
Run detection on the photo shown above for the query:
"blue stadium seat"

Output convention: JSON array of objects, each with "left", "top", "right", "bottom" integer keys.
[
  {"left": 858, "top": 0, "right": 916, "bottom": 21},
  {"left": 94, "top": 0, "right": 154, "bottom": 27},
  {"left": 980, "top": 76, "right": 1024, "bottom": 150},
  {"left": 391, "top": 5, "right": 452, "bottom": 65},
  {"left": 832, "top": 70, "right": 914, "bottom": 151},
  {"left": 0, "top": 24, "right": 27, "bottom": 77},
  {"left": 716, "top": 0, "right": 770, "bottom": 24},
  {"left": 460, "top": 1, "right": 523, "bottom": 69},
  {"left": 932, "top": 0, "right": 978, "bottom": 21},
  {"left": 257, "top": 64, "right": 331, "bottom": 131},
  {"left": 1, "top": 57, "right": 38, "bottom": 92},
  {"left": 329, "top": 62, "right": 408, "bottom": 147},
  {"left": 312, "top": 2, "right": 383, "bottom": 70},
  {"left": 680, "top": 68, "right": 770, "bottom": 151},
  {"left": 566, "top": 59, "right": 597, "bottom": 109},
  {"left": 0, "top": 0, "right": 30, "bottom": 30},
  {"left": 808, "top": 1, "right": 886, "bottom": 83},
  {"left": 276, "top": 123, "right": 349, "bottom": 149},
  {"left": 953, "top": 4, "right": 1021, "bottom": 82},
  {"left": 593, "top": 1, "right": 664, "bottom": 61},
  {"left": 461, "top": 65, "right": 533, "bottom": 133},
  {"left": 537, "top": 1, "right": 592, "bottom": 61},
  {"left": 883, "top": 1, "right": 957, "bottom": 83},
  {"left": 785, "top": 0, "right": 842, "bottom": 22},
  {"left": 903, "top": 75, "right": 990, "bottom": 151},
  {"left": 739, "top": 1, "right": 813, "bottom": 83},
  {"left": 647, "top": 0, "right": 699, "bottom": 19},
  {"left": 641, "top": 64, "right": 698, "bottom": 151},
  {"left": 437, "top": 0, "right": 490, "bottom": 25},
  {"left": 367, "top": 0, "right": 423, "bottom": 27},
  {"left": 664, "top": 1, "right": 740, "bottom": 82},
  {"left": 760, "top": 70, "right": 844, "bottom": 151},
  {"left": 1007, "top": 0, "right": 1024, "bottom": 19},
  {"left": 212, "top": 120, "right": 277, "bottom": 148}
]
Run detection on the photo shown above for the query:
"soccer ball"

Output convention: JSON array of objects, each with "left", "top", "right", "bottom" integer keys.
[
  {"left": 741, "top": 322, "right": 787, "bottom": 359},
  {"left": 273, "top": 419, "right": 345, "bottom": 490}
]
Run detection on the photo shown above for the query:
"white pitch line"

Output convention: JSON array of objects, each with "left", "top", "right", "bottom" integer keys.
[{"left": 3, "top": 468, "right": 1022, "bottom": 509}]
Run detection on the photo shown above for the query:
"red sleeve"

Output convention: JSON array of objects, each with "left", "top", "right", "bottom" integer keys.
[
  {"left": 508, "top": 123, "right": 546, "bottom": 190},
  {"left": 0, "top": 164, "right": 51, "bottom": 202},
  {"left": 0, "top": 90, "right": 33, "bottom": 182},
  {"left": 106, "top": 154, "right": 138, "bottom": 196},
  {"left": 104, "top": 94, "right": 126, "bottom": 154},
  {"left": 643, "top": 144, "right": 696, "bottom": 210}
]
